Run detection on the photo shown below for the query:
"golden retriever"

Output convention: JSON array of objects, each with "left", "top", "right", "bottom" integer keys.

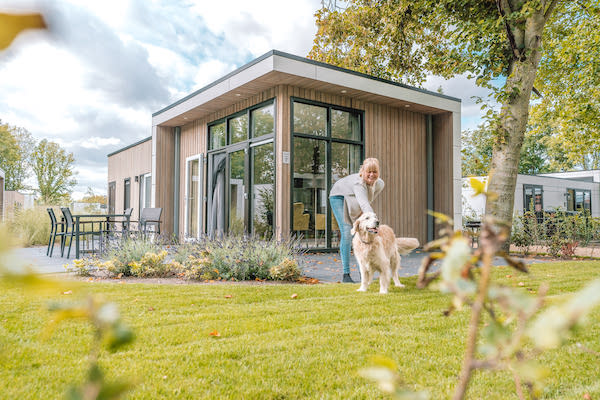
[{"left": 351, "top": 212, "right": 419, "bottom": 294}]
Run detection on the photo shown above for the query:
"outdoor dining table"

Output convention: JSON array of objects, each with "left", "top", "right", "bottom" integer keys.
[{"left": 72, "top": 213, "right": 131, "bottom": 259}]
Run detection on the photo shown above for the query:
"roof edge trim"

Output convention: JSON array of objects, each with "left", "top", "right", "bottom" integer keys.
[{"left": 107, "top": 136, "right": 152, "bottom": 158}]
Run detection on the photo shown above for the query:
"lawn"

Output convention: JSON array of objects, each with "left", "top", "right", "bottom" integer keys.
[{"left": 1, "top": 261, "right": 599, "bottom": 399}]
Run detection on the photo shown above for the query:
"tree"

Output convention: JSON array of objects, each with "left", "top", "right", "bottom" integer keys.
[
  {"left": 0, "top": 120, "right": 34, "bottom": 191},
  {"left": 80, "top": 187, "right": 107, "bottom": 205},
  {"left": 528, "top": 1, "right": 600, "bottom": 171},
  {"left": 463, "top": 123, "right": 551, "bottom": 177},
  {"left": 31, "top": 139, "right": 77, "bottom": 204},
  {"left": 309, "top": 0, "right": 580, "bottom": 233}
]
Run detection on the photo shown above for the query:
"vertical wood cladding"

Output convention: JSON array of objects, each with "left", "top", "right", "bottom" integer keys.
[
  {"left": 162, "top": 84, "right": 450, "bottom": 244},
  {"left": 432, "top": 112, "right": 454, "bottom": 237},
  {"left": 278, "top": 85, "right": 428, "bottom": 243},
  {"left": 154, "top": 126, "right": 175, "bottom": 235},
  {"left": 107, "top": 139, "right": 152, "bottom": 219}
]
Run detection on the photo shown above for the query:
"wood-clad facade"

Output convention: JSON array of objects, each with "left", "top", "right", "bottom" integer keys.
[
  {"left": 110, "top": 51, "right": 461, "bottom": 247},
  {"left": 107, "top": 137, "right": 152, "bottom": 220}
]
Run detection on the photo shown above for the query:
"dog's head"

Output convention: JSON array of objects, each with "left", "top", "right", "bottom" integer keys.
[{"left": 351, "top": 211, "right": 380, "bottom": 236}]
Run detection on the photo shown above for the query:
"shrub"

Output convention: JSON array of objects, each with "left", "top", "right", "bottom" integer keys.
[
  {"left": 269, "top": 258, "right": 301, "bottom": 281},
  {"left": 128, "top": 250, "right": 172, "bottom": 277},
  {"left": 4, "top": 206, "right": 51, "bottom": 247},
  {"left": 174, "top": 235, "right": 305, "bottom": 281},
  {"left": 101, "top": 236, "right": 164, "bottom": 277}
]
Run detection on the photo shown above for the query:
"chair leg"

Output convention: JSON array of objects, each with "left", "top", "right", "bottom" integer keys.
[{"left": 49, "top": 234, "right": 57, "bottom": 257}]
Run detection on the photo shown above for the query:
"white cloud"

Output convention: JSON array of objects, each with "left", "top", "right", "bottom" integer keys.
[{"left": 190, "top": 0, "right": 320, "bottom": 57}]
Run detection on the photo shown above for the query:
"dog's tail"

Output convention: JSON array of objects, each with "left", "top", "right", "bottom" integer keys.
[{"left": 396, "top": 238, "right": 419, "bottom": 255}]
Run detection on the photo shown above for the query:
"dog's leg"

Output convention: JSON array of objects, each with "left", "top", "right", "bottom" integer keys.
[
  {"left": 392, "top": 253, "right": 404, "bottom": 288},
  {"left": 378, "top": 266, "right": 390, "bottom": 294},
  {"left": 356, "top": 259, "right": 369, "bottom": 292}
]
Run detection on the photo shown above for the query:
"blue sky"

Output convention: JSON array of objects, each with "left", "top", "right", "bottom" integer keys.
[{"left": 0, "top": 0, "right": 493, "bottom": 199}]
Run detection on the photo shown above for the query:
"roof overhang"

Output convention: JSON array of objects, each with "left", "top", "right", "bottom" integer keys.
[{"left": 152, "top": 50, "right": 461, "bottom": 127}]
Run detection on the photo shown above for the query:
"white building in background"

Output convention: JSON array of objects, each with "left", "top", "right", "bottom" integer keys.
[{"left": 463, "top": 171, "right": 600, "bottom": 221}]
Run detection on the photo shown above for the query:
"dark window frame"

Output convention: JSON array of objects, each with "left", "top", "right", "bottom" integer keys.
[
  {"left": 290, "top": 97, "right": 365, "bottom": 250},
  {"left": 567, "top": 188, "right": 592, "bottom": 214},
  {"left": 206, "top": 98, "right": 276, "bottom": 236},
  {"left": 123, "top": 178, "right": 131, "bottom": 211},
  {"left": 523, "top": 184, "right": 543, "bottom": 213}
]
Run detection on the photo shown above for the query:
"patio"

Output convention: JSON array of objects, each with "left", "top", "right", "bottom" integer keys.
[{"left": 9, "top": 246, "right": 547, "bottom": 283}]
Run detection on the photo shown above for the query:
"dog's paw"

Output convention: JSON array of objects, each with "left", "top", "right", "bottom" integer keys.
[
  {"left": 379, "top": 289, "right": 389, "bottom": 294},
  {"left": 394, "top": 282, "right": 405, "bottom": 288},
  {"left": 357, "top": 287, "right": 367, "bottom": 292}
]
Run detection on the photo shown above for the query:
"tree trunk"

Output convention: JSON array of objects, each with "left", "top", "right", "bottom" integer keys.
[{"left": 485, "top": 7, "right": 549, "bottom": 240}]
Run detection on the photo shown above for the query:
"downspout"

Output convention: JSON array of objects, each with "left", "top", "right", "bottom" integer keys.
[
  {"left": 173, "top": 126, "right": 181, "bottom": 240},
  {"left": 426, "top": 115, "right": 434, "bottom": 242}
]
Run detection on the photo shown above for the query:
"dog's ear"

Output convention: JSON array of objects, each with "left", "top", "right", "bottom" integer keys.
[{"left": 351, "top": 218, "right": 360, "bottom": 235}]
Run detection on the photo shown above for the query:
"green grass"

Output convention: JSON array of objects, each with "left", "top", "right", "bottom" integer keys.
[{"left": 1, "top": 261, "right": 600, "bottom": 399}]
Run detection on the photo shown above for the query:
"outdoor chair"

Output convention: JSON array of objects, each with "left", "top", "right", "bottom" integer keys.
[
  {"left": 131, "top": 207, "right": 162, "bottom": 237},
  {"left": 60, "top": 207, "right": 105, "bottom": 258},
  {"left": 46, "top": 208, "right": 66, "bottom": 257}
]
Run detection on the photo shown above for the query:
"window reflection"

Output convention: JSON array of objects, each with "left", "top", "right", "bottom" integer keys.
[
  {"left": 251, "top": 104, "right": 274, "bottom": 138},
  {"left": 293, "top": 102, "right": 327, "bottom": 136}
]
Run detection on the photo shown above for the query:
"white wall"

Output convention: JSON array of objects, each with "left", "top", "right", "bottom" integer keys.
[{"left": 462, "top": 174, "right": 600, "bottom": 220}]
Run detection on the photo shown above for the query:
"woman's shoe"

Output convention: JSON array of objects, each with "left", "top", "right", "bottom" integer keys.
[{"left": 342, "top": 273, "right": 355, "bottom": 283}]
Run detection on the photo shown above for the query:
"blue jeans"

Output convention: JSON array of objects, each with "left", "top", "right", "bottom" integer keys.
[{"left": 329, "top": 195, "right": 352, "bottom": 274}]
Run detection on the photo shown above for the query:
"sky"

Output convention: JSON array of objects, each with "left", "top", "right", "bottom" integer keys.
[{"left": 0, "top": 0, "right": 493, "bottom": 200}]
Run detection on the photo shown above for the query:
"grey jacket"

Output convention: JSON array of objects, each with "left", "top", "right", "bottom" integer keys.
[{"left": 329, "top": 173, "right": 384, "bottom": 224}]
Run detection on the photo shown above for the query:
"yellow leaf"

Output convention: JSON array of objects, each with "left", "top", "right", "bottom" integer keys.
[
  {"left": 0, "top": 13, "right": 47, "bottom": 51},
  {"left": 469, "top": 177, "right": 486, "bottom": 195},
  {"left": 209, "top": 330, "right": 221, "bottom": 337},
  {"left": 224, "top": 294, "right": 232, "bottom": 299},
  {"left": 291, "top": 293, "right": 298, "bottom": 299}
]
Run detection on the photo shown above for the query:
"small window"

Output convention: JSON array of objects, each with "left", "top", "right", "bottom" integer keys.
[
  {"left": 293, "top": 102, "right": 327, "bottom": 136},
  {"left": 251, "top": 103, "right": 274, "bottom": 138},
  {"left": 523, "top": 184, "right": 543, "bottom": 212},
  {"left": 209, "top": 122, "right": 226, "bottom": 150},
  {"left": 567, "top": 189, "right": 591, "bottom": 213},
  {"left": 229, "top": 114, "right": 248, "bottom": 144},
  {"left": 124, "top": 178, "right": 131, "bottom": 210}
]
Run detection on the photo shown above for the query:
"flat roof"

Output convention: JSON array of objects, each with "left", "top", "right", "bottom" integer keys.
[{"left": 152, "top": 50, "right": 461, "bottom": 127}]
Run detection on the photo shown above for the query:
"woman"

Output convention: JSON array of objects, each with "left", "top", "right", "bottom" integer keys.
[{"left": 329, "top": 157, "right": 384, "bottom": 283}]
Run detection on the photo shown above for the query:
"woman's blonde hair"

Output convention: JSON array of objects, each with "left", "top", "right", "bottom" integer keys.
[{"left": 359, "top": 157, "right": 380, "bottom": 177}]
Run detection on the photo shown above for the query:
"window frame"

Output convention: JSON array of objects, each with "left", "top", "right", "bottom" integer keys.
[{"left": 290, "top": 97, "right": 365, "bottom": 250}]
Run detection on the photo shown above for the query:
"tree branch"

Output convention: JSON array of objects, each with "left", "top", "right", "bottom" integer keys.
[
  {"left": 543, "top": 0, "right": 561, "bottom": 23},
  {"left": 497, "top": 0, "right": 523, "bottom": 61}
]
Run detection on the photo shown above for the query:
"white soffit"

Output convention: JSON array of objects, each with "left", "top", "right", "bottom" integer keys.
[{"left": 153, "top": 51, "right": 461, "bottom": 126}]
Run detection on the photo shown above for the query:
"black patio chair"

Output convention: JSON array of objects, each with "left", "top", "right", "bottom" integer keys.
[{"left": 46, "top": 208, "right": 66, "bottom": 257}]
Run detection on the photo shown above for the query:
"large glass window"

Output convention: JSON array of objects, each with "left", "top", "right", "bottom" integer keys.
[
  {"left": 331, "top": 109, "right": 361, "bottom": 141},
  {"left": 292, "top": 99, "right": 363, "bottom": 249},
  {"left": 293, "top": 102, "right": 327, "bottom": 136},
  {"left": 567, "top": 189, "right": 591, "bottom": 213}
]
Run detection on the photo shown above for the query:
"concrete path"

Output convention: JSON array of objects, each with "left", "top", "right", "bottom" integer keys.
[
  {"left": 297, "top": 249, "right": 548, "bottom": 283},
  {"left": 5, "top": 246, "right": 549, "bottom": 283}
]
